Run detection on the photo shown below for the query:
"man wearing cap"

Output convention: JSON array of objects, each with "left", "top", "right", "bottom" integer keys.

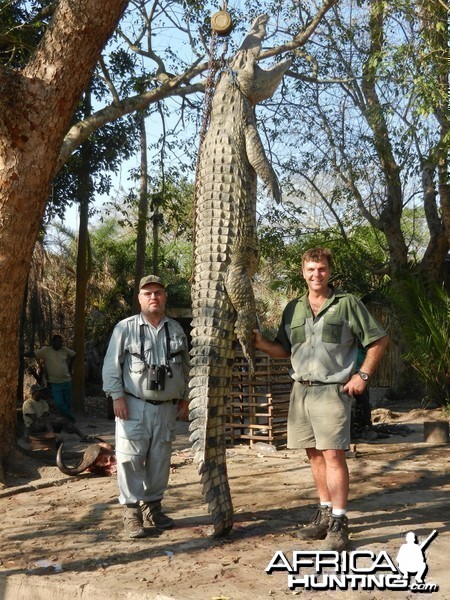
[
  {"left": 102, "top": 274, "right": 190, "bottom": 539},
  {"left": 22, "top": 383, "right": 90, "bottom": 440}
]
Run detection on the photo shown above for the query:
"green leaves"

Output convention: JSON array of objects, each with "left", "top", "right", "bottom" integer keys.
[{"left": 388, "top": 275, "right": 450, "bottom": 406}]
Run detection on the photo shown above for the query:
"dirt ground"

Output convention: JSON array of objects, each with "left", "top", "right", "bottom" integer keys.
[{"left": 1, "top": 398, "right": 449, "bottom": 600}]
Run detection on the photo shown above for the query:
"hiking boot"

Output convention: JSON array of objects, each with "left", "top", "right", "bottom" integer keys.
[
  {"left": 297, "top": 505, "right": 332, "bottom": 540},
  {"left": 141, "top": 500, "right": 174, "bottom": 530},
  {"left": 123, "top": 504, "right": 145, "bottom": 539},
  {"left": 321, "top": 515, "right": 349, "bottom": 551}
]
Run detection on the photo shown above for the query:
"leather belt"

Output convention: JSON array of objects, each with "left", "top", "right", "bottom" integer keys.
[
  {"left": 145, "top": 399, "right": 178, "bottom": 405},
  {"left": 299, "top": 380, "right": 326, "bottom": 386},
  {"left": 126, "top": 393, "right": 177, "bottom": 405}
]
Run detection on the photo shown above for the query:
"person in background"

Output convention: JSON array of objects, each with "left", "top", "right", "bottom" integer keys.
[
  {"left": 254, "top": 247, "right": 388, "bottom": 551},
  {"left": 22, "top": 383, "right": 91, "bottom": 441},
  {"left": 102, "top": 275, "right": 190, "bottom": 539},
  {"left": 24, "top": 335, "right": 76, "bottom": 422}
]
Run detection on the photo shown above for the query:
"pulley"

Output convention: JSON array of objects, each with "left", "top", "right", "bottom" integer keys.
[{"left": 211, "top": 2, "right": 233, "bottom": 36}]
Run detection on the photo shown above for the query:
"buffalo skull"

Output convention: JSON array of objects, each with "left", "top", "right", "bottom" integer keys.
[{"left": 56, "top": 441, "right": 117, "bottom": 476}]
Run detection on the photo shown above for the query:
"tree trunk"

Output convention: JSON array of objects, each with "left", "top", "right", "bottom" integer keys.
[
  {"left": 0, "top": 0, "right": 129, "bottom": 478},
  {"left": 72, "top": 90, "right": 94, "bottom": 412},
  {"left": 132, "top": 112, "right": 149, "bottom": 314},
  {"left": 416, "top": 0, "right": 449, "bottom": 284},
  {"left": 361, "top": 0, "right": 408, "bottom": 280},
  {"left": 73, "top": 197, "right": 91, "bottom": 411},
  {"left": 419, "top": 160, "right": 449, "bottom": 286}
]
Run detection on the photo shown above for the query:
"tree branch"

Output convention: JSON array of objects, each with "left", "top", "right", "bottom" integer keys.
[
  {"left": 98, "top": 56, "right": 121, "bottom": 105},
  {"left": 258, "top": 0, "right": 339, "bottom": 61},
  {"left": 57, "top": 59, "right": 206, "bottom": 172}
]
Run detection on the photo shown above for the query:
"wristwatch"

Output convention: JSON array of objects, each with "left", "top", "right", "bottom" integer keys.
[{"left": 358, "top": 371, "right": 370, "bottom": 382}]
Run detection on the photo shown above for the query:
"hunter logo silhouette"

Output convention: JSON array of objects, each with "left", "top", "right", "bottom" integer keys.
[{"left": 396, "top": 529, "right": 437, "bottom": 584}]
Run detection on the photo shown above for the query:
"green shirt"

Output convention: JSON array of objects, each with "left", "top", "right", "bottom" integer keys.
[
  {"left": 34, "top": 346, "right": 76, "bottom": 383},
  {"left": 275, "top": 288, "right": 386, "bottom": 384}
]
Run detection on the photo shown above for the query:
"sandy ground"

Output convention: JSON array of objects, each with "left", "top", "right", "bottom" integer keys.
[{"left": 1, "top": 400, "right": 449, "bottom": 600}]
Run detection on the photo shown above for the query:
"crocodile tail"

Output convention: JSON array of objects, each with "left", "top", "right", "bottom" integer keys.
[
  {"left": 189, "top": 389, "right": 234, "bottom": 536},
  {"left": 189, "top": 295, "right": 236, "bottom": 536}
]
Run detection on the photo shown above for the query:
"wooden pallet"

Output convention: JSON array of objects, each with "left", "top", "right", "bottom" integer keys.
[{"left": 226, "top": 349, "right": 292, "bottom": 448}]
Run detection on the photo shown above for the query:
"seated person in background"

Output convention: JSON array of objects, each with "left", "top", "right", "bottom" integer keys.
[{"left": 23, "top": 383, "right": 92, "bottom": 441}]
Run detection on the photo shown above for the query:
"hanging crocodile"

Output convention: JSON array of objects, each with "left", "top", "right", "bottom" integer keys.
[{"left": 189, "top": 14, "right": 292, "bottom": 536}]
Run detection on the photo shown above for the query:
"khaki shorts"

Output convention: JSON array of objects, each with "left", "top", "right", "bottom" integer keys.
[{"left": 287, "top": 382, "right": 352, "bottom": 450}]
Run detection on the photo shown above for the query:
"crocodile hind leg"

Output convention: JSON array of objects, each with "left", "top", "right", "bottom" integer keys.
[{"left": 225, "top": 255, "right": 257, "bottom": 374}]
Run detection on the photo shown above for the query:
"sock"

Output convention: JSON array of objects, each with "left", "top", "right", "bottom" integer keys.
[
  {"left": 331, "top": 508, "right": 347, "bottom": 517},
  {"left": 320, "top": 501, "right": 332, "bottom": 508}
]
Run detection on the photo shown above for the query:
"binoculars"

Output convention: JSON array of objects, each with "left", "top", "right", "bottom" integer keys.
[{"left": 147, "top": 364, "right": 172, "bottom": 391}]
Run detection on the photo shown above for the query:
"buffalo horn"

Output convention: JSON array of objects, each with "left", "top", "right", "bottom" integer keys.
[{"left": 56, "top": 442, "right": 102, "bottom": 475}]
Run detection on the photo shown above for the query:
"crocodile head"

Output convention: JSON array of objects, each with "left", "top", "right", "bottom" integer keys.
[{"left": 228, "top": 14, "right": 292, "bottom": 105}]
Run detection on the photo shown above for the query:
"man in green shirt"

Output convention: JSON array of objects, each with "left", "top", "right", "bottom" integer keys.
[
  {"left": 25, "top": 335, "right": 76, "bottom": 422},
  {"left": 255, "top": 247, "right": 388, "bottom": 551}
]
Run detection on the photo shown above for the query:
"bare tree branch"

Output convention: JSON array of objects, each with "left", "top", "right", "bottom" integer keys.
[
  {"left": 259, "top": 0, "right": 339, "bottom": 61},
  {"left": 57, "top": 58, "right": 206, "bottom": 171}
]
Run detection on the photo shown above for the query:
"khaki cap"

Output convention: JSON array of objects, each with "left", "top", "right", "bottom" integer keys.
[{"left": 139, "top": 275, "right": 166, "bottom": 290}]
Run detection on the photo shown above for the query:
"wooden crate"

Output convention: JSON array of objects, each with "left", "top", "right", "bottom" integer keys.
[{"left": 226, "top": 349, "right": 292, "bottom": 448}]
